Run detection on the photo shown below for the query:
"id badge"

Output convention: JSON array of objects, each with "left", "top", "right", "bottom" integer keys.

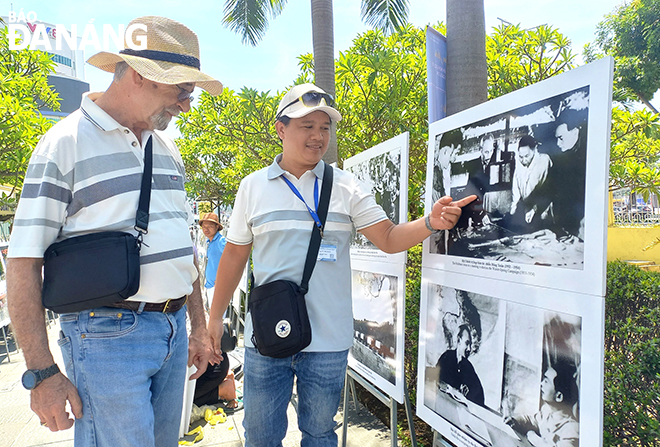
[{"left": 317, "top": 237, "right": 338, "bottom": 262}]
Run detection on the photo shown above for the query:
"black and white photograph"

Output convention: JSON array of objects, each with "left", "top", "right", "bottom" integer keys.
[
  {"left": 348, "top": 260, "right": 406, "bottom": 403},
  {"left": 344, "top": 132, "right": 409, "bottom": 264},
  {"left": 424, "top": 58, "right": 613, "bottom": 296},
  {"left": 430, "top": 86, "right": 588, "bottom": 266},
  {"left": 417, "top": 270, "right": 604, "bottom": 447}
]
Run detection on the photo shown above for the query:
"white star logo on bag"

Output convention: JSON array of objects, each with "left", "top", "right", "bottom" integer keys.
[{"left": 275, "top": 320, "right": 291, "bottom": 338}]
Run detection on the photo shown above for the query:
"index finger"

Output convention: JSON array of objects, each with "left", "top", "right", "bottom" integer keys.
[{"left": 452, "top": 195, "right": 477, "bottom": 208}]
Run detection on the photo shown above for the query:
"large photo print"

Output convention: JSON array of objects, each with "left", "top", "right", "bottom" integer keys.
[
  {"left": 417, "top": 270, "right": 604, "bottom": 447},
  {"left": 348, "top": 260, "right": 406, "bottom": 403},
  {"left": 430, "top": 86, "right": 588, "bottom": 267},
  {"left": 423, "top": 58, "right": 613, "bottom": 296},
  {"left": 345, "top": 132, "right": 409, "bottom": 264}
]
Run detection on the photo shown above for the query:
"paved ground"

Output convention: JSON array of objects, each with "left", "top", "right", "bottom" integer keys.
[{"left": 0, "top": 319, "right": 396, "bottom": 447}]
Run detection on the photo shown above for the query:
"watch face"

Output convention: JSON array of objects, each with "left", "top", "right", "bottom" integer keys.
[{"left": 22, "top": 371, "right": 38, "bottom": 390}]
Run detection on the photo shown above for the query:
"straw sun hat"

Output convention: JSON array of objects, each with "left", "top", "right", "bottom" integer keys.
[
  {"left": 87, "top": 16, "right": 222, "bottom": 96},
  {"left": 199, "top": 212, "right": 223, "bottom": 230}
]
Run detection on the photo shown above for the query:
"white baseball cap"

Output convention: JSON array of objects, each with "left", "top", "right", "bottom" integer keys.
[{"left": 276, "top": 83, "right": 342, "bottom": 122}]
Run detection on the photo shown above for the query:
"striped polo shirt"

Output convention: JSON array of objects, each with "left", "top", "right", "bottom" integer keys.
[
  {"left": 229, "top": 155, "right": 388, "bottom": 351},
  {"left": 8, "top": 92, "right": 197, "bottom": 303}
]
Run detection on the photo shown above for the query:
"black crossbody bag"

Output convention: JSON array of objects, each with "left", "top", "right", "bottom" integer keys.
[
  {"left": 41, "top": 136, "right": 154, "bottom": 314},
  {"left": 248, "top": 163, "right": 333, "bottom": 358}
]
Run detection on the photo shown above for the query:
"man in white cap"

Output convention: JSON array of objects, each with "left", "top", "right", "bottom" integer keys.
[
  {"left": 207, "top": 83, "right": 475, "bottom": 447},
  {"left": 7, "top": 16, "right": 222, "bottom": 447}
]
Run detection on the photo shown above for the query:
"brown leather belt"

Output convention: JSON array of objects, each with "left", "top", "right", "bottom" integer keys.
[{"left": 108, "top": 296, "right": 188, "bottom": 313}]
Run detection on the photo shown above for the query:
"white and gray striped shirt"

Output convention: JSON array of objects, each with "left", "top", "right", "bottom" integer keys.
[
  {"left": 9, "top": 92, "right": 198, "bottom": 303},
  {"left": 230, "top": 156, "right": 388, "bottom": 351}
]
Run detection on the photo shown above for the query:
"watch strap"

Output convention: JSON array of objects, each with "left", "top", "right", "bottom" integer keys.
[
  {"left": 25, "top": 364, "right": 61, "bottom": 389},
  {"left": 425, "top": 213, "right": 438, "bottom": 232},
  {"left": 38, "top": 363, "right": 61, "bottom": 382}
]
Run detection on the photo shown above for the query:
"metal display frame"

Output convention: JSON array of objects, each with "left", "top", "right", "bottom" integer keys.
[{"left": 341, "top": 366, "right": 418, "bottom": 447}]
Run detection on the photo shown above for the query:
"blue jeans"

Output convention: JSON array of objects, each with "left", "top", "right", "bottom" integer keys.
[
  {"left": 58, "top": 306, "right": 188, "bottom": 447},
  {"left": 243, "top": 348, "right": 349, "bottom": 447}
]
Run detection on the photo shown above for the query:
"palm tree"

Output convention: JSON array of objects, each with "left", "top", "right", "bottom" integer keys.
[
  {"left": 446, "top": 0, "right": 488, "bottom": 115},
  {"left": 222, "top": 0, "right": 410, "bottom": 164},
  {"left": 310, "top": 0, "right": 337, "bottom": 163}
]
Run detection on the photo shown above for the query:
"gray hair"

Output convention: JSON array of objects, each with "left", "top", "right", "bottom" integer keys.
[{"left": 114, "top": 61, "right": 130, "bottom": 81}]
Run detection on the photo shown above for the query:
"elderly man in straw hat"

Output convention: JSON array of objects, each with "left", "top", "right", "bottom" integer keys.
[
  {"left": 7, "top": 16, "right": 222, "bottom": 446},
  {"left": 199, "top": 212, "right": 227, "bottom": 309},
  {"left": 206, "top": 83, "right": 475, "bottom": 447}
]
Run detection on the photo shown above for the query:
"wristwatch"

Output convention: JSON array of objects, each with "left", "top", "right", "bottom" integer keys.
[{"left": 22, "top": 364, "right": 60, "bottom": 390}]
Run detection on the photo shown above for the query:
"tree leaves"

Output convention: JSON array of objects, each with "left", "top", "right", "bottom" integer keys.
[
  {"left": 222, "top": 0, "right": 288, "bottom": 46},
  {"left": 176, "top": 86, "right": 282, "bottom": 208},
  {"left": 0, "top": 28, "right": 59, "bottom": 211},
  {"left": 360, "top": 0, "right": 410, "bottom": 36},
  {"left": 486, "top": 23, "right": 576, "bottom": 99},
  {"left": 590, "top": 0, "right": 660, "bottom": 114},
  {"left": 609, "top": 106, "right": 660, "bottom": 196}
]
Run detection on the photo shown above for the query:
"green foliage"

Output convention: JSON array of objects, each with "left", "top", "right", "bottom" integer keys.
[
  {"left": 176, "top": 87, "right": 283, "bottom": 207},
  {"left": 0, "top": 28, "right": 59, "bottom": 210},
  {"left": 222, "top": 0, "right": 411, "bottom": 45},
  {"left": 222, "top": 0, "right": 287, "bottom": 46},
  {"left": 604, "top": 261, "right": 660, "bottom": 446},
  {"left": 609, "top": 106, "right": 660, "bottom": 198},
  {"left": 404, "top": 243, "right": 422, "bottom": 405},
  {"left": 486, "top": 23, "right": 577, "bottom": 99},
  {"left": 588, "top": 0, "right": 660, "bottom": 113},
  {"left": 360, "top": 0, "right": 410, "bottom": 35},
  {"left": 197, "top": 202, "right": 213, "bottom": 214},
  {"left": 332, "top": 24, "right": 433, "bottom": 218},
  {"left": 179, "top": 24, "right": 435, "bottom": 217}
]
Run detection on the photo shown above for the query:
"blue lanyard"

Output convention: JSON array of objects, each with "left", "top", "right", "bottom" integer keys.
[{"left": 281, "top": 175, "right": 323, "bottom": 236}]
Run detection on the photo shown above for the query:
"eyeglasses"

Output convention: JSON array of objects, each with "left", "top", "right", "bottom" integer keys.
[
  {"left": 176, "top": 84, "right": 194, "bottom": 103},
  {"left": 276, "top": 91, "right": 335, "bottom": 119}
]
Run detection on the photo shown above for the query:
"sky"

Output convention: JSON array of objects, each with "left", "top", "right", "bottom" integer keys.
[
  {"left": 4, "top": 0, "right": 628, "bottom": 94},
  {"left": 4, "top": 0, "right": 652, "bottom": 138}
]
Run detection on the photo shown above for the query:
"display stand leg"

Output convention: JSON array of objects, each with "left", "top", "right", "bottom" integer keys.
[
  {"left": 390, "top": 396, "right": 397, "bottom": 447},
  {"left": 341, "top": 366, "right": 418, "bottom": 447},
  {"left": 1, "top": 325, "right": 10, "bottom": 362},
  {"left": 341, "top": 370, "right": 350, "bottom": 447},
  {"left": 403, "top": 379, "right": 417, "bottom": 447},
  {"left": 432, "top": 430, "right": 453, "bottom": 447},
  {"left": 349, "top": 374, "right": 358, "bottom": 411}
]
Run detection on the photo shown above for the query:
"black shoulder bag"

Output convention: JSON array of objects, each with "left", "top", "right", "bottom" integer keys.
[
  {"left": 41, "top": 136, "right": 153, "bottom": 313},
  {"left": 248, "top": 163, "right": 333, "bottom": 358}
]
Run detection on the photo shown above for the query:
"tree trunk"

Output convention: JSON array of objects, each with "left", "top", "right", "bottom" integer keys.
[
  {"left": 446, "top": 0, "right": 488, "bottom": 116},
  {"left": 311, "top": 0, "right": 338, "bottom": 165}
]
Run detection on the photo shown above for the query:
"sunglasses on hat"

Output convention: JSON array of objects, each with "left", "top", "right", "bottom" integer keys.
[{"left": 276, "top": 92, "right": 335, "bottom": 119}]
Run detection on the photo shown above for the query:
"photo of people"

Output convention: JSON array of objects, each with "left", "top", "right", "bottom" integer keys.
[
  {"left": 344, "top": 133, "right": 409, "bottom": 264},
  {"left": 429, "top": 86, "right": 589, "bottom": 270},
  {"left": 423, "top": 59, "right": 612, "bottom": 297},
  {"left": 418, "top": 273, "right": 591, "bottom": 447},
  {"left": 423, "top": 284, "right": 506, "bottom": 414},
  {"left": 348, "top": 261, "right": 406, "bottom": 403}
]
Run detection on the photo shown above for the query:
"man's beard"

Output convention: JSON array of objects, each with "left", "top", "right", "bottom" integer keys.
[{"left": 150, "top": 107, "right": 179, "bottom": 130}]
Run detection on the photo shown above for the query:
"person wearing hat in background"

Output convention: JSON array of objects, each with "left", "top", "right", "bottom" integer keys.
[
  {"left": 199, "top": 212, "right": 227, "bottom": 310},
  {"left": 206, "top": 83, "right": 476, "bottom": 447},
  {"left": 7, "top": 16, "right": 222, "bottom": 447}
]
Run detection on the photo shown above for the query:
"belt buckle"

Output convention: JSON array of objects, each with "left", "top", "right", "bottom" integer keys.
[{"left": 162, "top": 299, "right": 172, "bottom": 313}]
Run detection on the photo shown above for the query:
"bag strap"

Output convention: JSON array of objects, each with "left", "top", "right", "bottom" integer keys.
[
  {"left": 134, "top": 136, "right": 153, "bottom": 239},
  {"left": 300, "top": 162, "right": 333, "bottom": 293}
]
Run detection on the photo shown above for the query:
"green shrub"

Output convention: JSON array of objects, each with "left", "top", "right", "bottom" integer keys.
[
  {"left": 405, "top": 243, "right": 422, "bottom": 404},
  {"left": 604, "top": 261, "right": 660, "bottom": 446}
]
